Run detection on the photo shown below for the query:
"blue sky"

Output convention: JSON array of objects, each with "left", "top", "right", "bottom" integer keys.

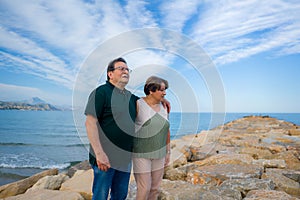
[{"left": 0, "top": 0, "right": 299, "bottom": 113}]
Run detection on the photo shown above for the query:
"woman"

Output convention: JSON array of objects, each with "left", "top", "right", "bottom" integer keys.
[{"left": 133, "top": 76, "right": 171, "bottom": 200}]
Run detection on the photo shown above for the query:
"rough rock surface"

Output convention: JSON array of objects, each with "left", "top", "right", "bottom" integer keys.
[{"left": 60, "top": 169, "right": 93, "bottom": 200}]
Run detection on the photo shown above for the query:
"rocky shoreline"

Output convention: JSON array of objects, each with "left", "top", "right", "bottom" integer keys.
[{"left": 1, "top": 115, "right": 299, "bottom": 200}]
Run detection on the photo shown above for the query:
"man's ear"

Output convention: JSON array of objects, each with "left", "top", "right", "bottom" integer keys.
[{"left": 108, "top": 71, "right": 113, "bottom": 80}]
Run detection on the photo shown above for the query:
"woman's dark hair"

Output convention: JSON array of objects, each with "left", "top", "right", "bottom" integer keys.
[
  {"left": 144, "top": 76, "right": 168, "bottom": 95},
  {"left": 106, "top": 57, "right": 127, "bottom": 80}
]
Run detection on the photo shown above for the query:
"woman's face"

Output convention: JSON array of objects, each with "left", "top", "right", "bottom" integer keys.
[{"left": 151, "top": 82, "right": 166, "bottom": 101}]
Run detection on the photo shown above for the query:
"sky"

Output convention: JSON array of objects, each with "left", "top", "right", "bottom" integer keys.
[{"left": 0, "top": 0, "right": 300, "bottom": 113}]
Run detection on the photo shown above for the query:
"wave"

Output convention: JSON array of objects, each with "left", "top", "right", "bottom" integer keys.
[
  {"left": 66, "top": 143, "right": 89, "bottom": 147},
  {"left": 0, "top": 153, "right": 71, "bottom": 170},
  {"left": 0, "top": 162, "right": 71, "bottom": 170},
  {"left": 0, "top": 142, "right": 89, "bottom": 147},
  {"left": 0, "top": 142, "right": 31, "bottom": 146}
]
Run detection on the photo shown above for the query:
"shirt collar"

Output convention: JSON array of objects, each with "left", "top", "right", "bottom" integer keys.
[{"left": 106, "top": 81, "right": 127, "bottom": 94}]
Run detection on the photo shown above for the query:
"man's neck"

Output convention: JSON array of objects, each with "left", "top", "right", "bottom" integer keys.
[{"left": 109, "top": 80, "right": 126, "bottom": 90}]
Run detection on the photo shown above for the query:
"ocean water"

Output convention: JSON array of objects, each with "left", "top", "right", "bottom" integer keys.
[{"left": 0, "top": 110, "right": 299, "bottom": 185}]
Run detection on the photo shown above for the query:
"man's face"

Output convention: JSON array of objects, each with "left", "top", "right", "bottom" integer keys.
[{"left": 108, "top": 61, "right": 130, "bottom": 85}]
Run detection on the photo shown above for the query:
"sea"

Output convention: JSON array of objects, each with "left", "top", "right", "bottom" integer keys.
[{"left": 0, "top": 110, "right": 299, "bottom": 186}]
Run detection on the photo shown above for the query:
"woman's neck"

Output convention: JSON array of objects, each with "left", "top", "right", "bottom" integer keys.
[{"left": 144, "top": 96, "right": 160, "bottom": 106}]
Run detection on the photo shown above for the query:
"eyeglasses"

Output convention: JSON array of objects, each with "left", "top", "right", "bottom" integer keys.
[{"left": 114, "top": 66, "right": 132, "bottom": 73}]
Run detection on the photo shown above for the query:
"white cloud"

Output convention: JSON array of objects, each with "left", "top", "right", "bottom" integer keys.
[
  {"left": 0, "top": 83, "right": 71, "bottom": 105},
  {"left": 0, "top": 0, "right": 300, "bottom": 111},
  {"left": 160, "top": 0, "right": 201, "bottom": 31},
  {"left": 0, "top": 83, "right": 42, "bottom": 101},
  {"left": 125, "top": 1, "right": 157, "bottom": 27},
  {"left": 190, "top": 0, "right": 300, "bottom": 64}
]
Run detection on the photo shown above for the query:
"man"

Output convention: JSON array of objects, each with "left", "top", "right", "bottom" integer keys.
[{"left": 85, "top": 57, "right": 169, "bottom": 199}]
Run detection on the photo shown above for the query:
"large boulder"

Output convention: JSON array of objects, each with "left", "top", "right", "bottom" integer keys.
[
  {"left": 186, "top": 164, "right": 263, "bottom": 186},
  {"left": 3, "top": 189, "right": 84, "bottom": 200},
  {"left": 60, "top": 169, "right": 93, "bottom": 200},
  {"left": 0, "top": 168, "right": 58, "bottom": 198},
  {"left": 262, "top": 168, "right": 300, "bottom": 197},
  {"left": 244, "top": 190, "right": 299, "bottom": 200},
  {"left": 219, "top": 178, "right": 275, "bottom": 197},
  {"left": 194, "top": 153, "right": 254, "bottom": 166},
  {"left": 67, "top": 160, "right": 91, "bottom": 177},
  {"left": 158, "top": 179, "right": 242, "bottom": 200},
  {"left": 27, "top": 173, "right": 69, "bottom": 192}
]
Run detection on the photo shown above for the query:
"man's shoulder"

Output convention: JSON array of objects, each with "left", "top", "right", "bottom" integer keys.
[
  {"left": 130, "top": 93, "right": 140, "bottom": 101},
  {"left": 95, "top": 82, "right": 111, "bottom": 92}
]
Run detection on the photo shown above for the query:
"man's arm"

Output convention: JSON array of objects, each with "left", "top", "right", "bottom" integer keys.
[
  {"left": 85, "top": 115, "right": 110, "bottom": 171},
  {"left": 134, "top": 93, "right": 170, "bottom": 113},
  {"left": 161, "top": 98, "right": 171, "bottom": 113}
]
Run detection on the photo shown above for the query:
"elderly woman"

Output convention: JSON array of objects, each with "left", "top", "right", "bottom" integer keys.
[{"left": 133, "top": 76, "right": 171, "bottom": 200}]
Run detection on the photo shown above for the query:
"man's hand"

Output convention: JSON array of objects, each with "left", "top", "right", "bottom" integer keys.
[
  {"left": 161, "top": 98, "right": 171, "bottom": 113},
  {"left": 96, "top": 153, "right": 111, "bottom": 172},
  {"left": 85, "top": 115, "right": 111, "bottom": 172}
]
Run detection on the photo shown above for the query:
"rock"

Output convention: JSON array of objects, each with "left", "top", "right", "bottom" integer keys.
[
  {"left": 158, "top": 179, "right": 242, "bottom": 200},
  {"left": 0, "top": 168, "right": 58, "bottom": 198},
  {"left": 239, "top": 147, "right": 273, "bottom": 159},
  {"left": 3, "top": 189, "right": 84, "bottom": 200},
  {"left": 60, "top": 169, "right": 93, "bottom": 200},
  {"left": 252, "top": 159, "right": 286, "bottom": 169},
  {"left": 67, "top": 160, "right": 91, "bottom": 177},
  {"left": 164, "top": 163, "right": 196, "bottom": 181},
  {"left": 186, "top": 164, "right": 263, "bottom": 186},
  {"left": 244, "top": 190, "right": 299, "bottom": 200},
  {"left": 268, "top": 151, "right": 300, "bottom": 171},
  {"left": 27, "top": 173, "right": 69, "bottom": 192},
  {"left": 164, "top": 167, "right": 187, "bottom": 181},
  {"left": 282, "top": 170, "right": 300, "bottom": 183},
  {"left": 289, "top": 129, "right": 300, "bottom": 136},
  {"left": 188, "top": 145, "right": 216, "bottom": 161},
  {"left": 193, "top": 153, "right": 254, "bottom": 166},
  {"left": 168, "top": 147, "right": 187, "bottom": 168},
  {"left": 262, "top": 168, "right": 300, "bottom": 197},
  {"left": 219, "top": 178, "right": 275, "bottom": 197}
]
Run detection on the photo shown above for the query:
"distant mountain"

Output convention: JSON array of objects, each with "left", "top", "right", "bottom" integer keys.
[
  {"left": 22, "top": 97, "right": 47, "bottom": 105},
  {"left": 0, "top": 97, "right": 62, "bottom": 111}
]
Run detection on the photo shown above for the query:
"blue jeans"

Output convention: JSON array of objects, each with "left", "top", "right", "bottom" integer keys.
[{"left": 92, "top": 164, "right": 131, "bottom": 200}]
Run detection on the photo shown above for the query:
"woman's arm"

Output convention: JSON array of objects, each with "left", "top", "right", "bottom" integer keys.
[{"left": 165, "top": 129, "right": 171, "bottom": 166}]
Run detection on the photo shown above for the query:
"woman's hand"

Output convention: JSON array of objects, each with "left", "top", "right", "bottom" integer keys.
[{"left": 164, "top": 151, "right": 170, "bottom": 167}]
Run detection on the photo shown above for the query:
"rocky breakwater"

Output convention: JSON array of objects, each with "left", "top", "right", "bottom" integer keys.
[
  {"left": 148, "top": 115, "right": 300, "bottom": 200},
  {"left": 1, "top": 116, "right": 299, "bottom": 200}
]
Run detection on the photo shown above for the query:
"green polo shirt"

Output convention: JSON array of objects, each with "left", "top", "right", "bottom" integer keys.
[{"left": 85, "top": 81, "right": 138, "bottom": 169}]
